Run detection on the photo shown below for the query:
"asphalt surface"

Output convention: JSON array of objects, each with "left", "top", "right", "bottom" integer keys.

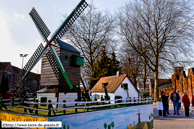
[{"left": 153, "top": 103, "right": 194, "bottom": 129}]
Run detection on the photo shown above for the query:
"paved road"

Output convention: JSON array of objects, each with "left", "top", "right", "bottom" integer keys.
[{"left": 153, "top": 103, "right": 194, "bottom": 129}]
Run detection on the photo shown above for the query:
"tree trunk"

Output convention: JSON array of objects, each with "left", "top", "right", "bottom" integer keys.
[
  {"left": 77, "top": 85, "right": 81, "bottom": 101},
  {"left": 143, "top": 62, "right": 146, "bottom": 93},
  {"left": 133, "top": 77, "right": 137, "bottom": 88},
  {"left": 154, "top": 68, "right": 159, "bottom": 102},
  {"left": 80, "top": 75, "right": 90, "bottom": 100},
  {"left": 154, "top": 40, "right": 159, "bottom": 102}
]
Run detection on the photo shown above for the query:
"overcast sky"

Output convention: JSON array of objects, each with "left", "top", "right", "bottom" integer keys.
[{"left": 0, "top": 0, "right": 130, "bottom": 74}]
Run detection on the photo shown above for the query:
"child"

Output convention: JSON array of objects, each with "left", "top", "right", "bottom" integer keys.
[{"left": 157, "top": 98, "right": 163, "bottom": 117}]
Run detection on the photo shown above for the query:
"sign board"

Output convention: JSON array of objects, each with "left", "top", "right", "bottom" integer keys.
[{"left": 0, "top": 112, "right": 47, "bottom": 122}]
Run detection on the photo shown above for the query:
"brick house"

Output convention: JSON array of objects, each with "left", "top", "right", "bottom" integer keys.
[
  {"left": 0, "top": 62, "right": 40, "bottom": 92},
  {"left": 172, "top": 67, "right": 194, "bottom": 99},
  {"left": 149, "top": 67, "right": 194, "bottom": 99},
  {"left": 149, "top": 79, "right": 172, "bottom": 97},
  {"left": 137, "top": 81, "right": 149, "bottom": 90}
]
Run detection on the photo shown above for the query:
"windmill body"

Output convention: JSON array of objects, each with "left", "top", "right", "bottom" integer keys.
[{"left": 41, "top": 40, "right": 82, "bottom": 89}]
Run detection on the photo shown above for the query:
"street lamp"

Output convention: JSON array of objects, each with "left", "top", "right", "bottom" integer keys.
[{"left": 20, "top": 54, "right": 28, "bottom": 69}]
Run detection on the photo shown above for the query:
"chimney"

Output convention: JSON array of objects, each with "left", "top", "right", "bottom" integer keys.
[{"left": 116, "top": 71, "right": 122, "bottom": 77}]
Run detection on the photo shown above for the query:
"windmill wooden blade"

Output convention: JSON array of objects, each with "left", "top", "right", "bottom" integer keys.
[
  {"left": 29, "top": 8, "right": 51, "bottom": 42},
  {"left": 49, "top": 45, "right": 73, "bottom": 90},
  {"left": 46, "top": 46, "right": 73, "bottom": 93},
  {"left": 50, "top": 0, "right": 88, "bottom": 42},
  {"left": 18, "top": 43, "right": 47, "bottom": 85}
]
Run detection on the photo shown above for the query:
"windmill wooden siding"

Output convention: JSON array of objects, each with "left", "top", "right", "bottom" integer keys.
[
  {"left": 40, "top": 40, "right": 81, "bottom": 88},
  {"left": 41, "top": 46, "right": 60, "bottom": 86},
  {"left": 60, "top": 49, "right": 80, "bottom": 86}
]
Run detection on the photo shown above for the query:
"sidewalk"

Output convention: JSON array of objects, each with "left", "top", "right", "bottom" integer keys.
[
  {"left": 154, "top": 103, "right": 194, "bottom": 118},
  {"left": 153, "top": 103, "right": 194, "bottom": 129}
]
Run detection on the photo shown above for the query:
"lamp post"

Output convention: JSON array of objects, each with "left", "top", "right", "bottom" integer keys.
[{"left": 20, "top": 54, "right": 28, "bottom": 69}]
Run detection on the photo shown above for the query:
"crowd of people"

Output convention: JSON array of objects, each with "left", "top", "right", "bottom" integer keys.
[{"left": 157, "top": 89, "right": 194, "bottom": 117}]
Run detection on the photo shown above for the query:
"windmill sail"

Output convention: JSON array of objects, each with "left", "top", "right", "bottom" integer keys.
[
  {"left": 16, "top": 43, "right": 46, "bottom": 102},
  {"left": 21, "top": 0, "right": 88, "bottom": 96},
  {"left": 50, "top": 0, "right": 88, "bottom": 42},
  {"left": 29, "top": 8, "right": 51, "bottom": 42},
  {"left": 18, "top": 43, "right": 46, "bottom": 83},
  {"left": 49, "top": 45, "right": 73, "bottom": 89},
  {"left": 46, "top": 48, "right": 72, "bottom": 93}
]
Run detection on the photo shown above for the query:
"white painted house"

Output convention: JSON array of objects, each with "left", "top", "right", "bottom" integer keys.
[
  {"left": 36, "top": 87, "right": 77, "bottom": 107},
  {"left": 91, "top": 73, "right": 139, "bottom": 103}
]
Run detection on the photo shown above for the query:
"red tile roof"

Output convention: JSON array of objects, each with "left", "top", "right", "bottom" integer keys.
[{"left": 0, "top": 62, "right": 10, "bottom": 71}]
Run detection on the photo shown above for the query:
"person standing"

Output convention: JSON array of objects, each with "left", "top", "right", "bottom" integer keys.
[
  {"left": 182, "top": 92, "right": 190, "bottom": 117},
  {"left": 192, "top": 94, "right": 194, "bottom": 107},
  {"left": 171, "top": 89, "right": 180, "bottom": 115},
  {"left": 166, "top": 93, "right": 170, "bottom": 115},
  {"left": 177, "top": 90, "right": 182, "bottom": 110},
  {"left": 161, "top": 92, "right": 168, "bottom": 116},
  {"left": 157, "top": 98, "right": 163, "bottom": 118}
]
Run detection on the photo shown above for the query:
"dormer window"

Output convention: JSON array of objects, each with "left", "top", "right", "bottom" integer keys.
[{"left": 102, "top": 83, "right": 108, "bottom": 88}]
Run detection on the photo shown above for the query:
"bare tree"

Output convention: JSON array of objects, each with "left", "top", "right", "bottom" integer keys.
[
  {"left": 119, "top": 46, "right": 152, "bottom": 91},
  {"left": 118, "top": 49, "right": 142, "bottom": 87},
  {"left": 65, "top": 4, "right": 115, "bottom": 82},
  {"left": 117, "top": 0, "right": 194, "bottom": 101}
]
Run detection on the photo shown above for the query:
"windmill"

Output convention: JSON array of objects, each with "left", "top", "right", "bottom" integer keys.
[{"left": 16, "top": 0, "right": 88, "bottom": 101}]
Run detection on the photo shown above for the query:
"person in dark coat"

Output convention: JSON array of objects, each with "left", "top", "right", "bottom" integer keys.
[
  {"left": 161, "top": 92, "right": 168, "bottom": 116},
  {"left": 182, "top": 92, "right": 190, "bottom": 117},
  {"left": 192, "top": 94, "right": 194, "bottom": 107},
  {"left": 166, "top": 93, "right": 170, "bottom": 115},
  {"left": 171, "top": 89, "right": 180, "bottom": 115},
  {"left": 177, "top": 90, "right": 182, "bottom": 110}
]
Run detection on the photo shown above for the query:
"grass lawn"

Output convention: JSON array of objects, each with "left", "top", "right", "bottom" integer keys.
[
  {"left": 2, "top": 105, "right": 90, "bottom": 117},
  {"left": 1, "top": 104, "right": 111, "bottom": 116},
  {"left": 1, "top": 103, "right": 134, "bottom": 117}
]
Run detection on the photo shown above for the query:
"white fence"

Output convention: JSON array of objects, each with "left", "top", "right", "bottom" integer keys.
[{"left": 22, "top": 97, "right": 153, "bottom": 116}]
